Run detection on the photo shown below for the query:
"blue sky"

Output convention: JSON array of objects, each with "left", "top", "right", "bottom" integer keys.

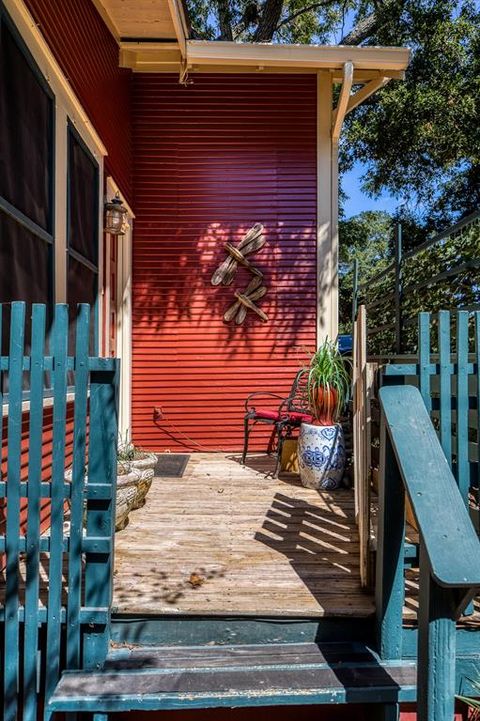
[{"left": 341, "top": 162, "right": 399, "bottom": 219}]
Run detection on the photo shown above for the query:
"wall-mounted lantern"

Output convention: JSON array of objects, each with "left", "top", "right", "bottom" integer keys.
[{"left": 104, "top": 191, "right": 128, "bottom": 236}]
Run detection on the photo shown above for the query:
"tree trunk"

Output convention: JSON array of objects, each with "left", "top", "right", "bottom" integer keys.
[
  {"left": 215, "top": 0, "right": 234, "bottom": 40},
  {"left": 253, "top": 0, "right": 284, "bottom": 41}
]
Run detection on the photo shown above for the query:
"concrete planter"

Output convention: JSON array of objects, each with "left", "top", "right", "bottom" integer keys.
[
  {"left": 129, "top": 453, "right": 157, "bottom": 509},
  {"left": 298, "top": 422, "right": 346, "bottom": 490},
  {"left": 65, "top": 454, "right": 156, "bottom": 531}
]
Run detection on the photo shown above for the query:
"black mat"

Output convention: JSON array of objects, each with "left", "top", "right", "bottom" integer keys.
[{"left": 154, "top": 454, "right": 190, "bottom": 478}]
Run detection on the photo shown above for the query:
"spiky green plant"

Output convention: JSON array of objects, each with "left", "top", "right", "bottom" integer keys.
[
  {"left": 457, "top": 679, "right": 480, "bottom": 719},
  {"left": 303, "top": 339, "right": 351, "bottom": 424}
]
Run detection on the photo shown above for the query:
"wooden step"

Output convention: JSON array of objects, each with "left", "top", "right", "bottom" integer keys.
[{"left": 48, "top": 642, "right": 416, "bottom": 714}]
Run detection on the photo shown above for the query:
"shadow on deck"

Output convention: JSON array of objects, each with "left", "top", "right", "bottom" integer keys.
[{"left": 112, "top": 452, "right": 374, "bottom": 618}]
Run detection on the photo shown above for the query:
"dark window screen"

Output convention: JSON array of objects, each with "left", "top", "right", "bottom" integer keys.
[
  {"left": 67, "top": 256, "right": 97, "bottom": 354},
  {"left": 0, "top": 9, "right": 54, "bottom": 393},
  {"left": 68, "top": 131, "right": 98, "bottom": 264},
  {"left": 0, "top": 16, "right": 53, "bottom": 231},
  {"left": 67, "top": 126, "right": 99, "bottom": 356},
  {"left": 0, "top": 210, "right": 52, "bottom": 386}
]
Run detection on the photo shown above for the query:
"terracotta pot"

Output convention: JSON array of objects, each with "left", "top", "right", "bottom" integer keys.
[{"left": 313, "top": 385, "right": 338, "bottom": 426}]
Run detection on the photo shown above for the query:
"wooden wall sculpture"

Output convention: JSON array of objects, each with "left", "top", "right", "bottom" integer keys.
[{"left": 211, "top": 223, "right": 268, "bottom": 324}]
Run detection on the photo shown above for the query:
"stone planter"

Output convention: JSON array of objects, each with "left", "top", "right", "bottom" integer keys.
[
  {"left": 128, "top": 452, "right": 157, "bottom": 509},
  {"left": 298, "top": 422, "right": 346, "bottom": 490},
  {"left": 65, "top": 465, "right": 141, "bottom": 532}
]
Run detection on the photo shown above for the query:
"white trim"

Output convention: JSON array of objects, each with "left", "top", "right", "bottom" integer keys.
[
  {"left": 54, "top": 106, "right": 68, "bottom": 303},
  {"left": 106, "top": 177, "right": 132, "bottom": 439},
  {"left": 346, "top": 75, "right": 390, "bottom": 115},
  {"left": 316, "top": 71, "right": 336, "bottom": 344},
  {"left": 331, "top": 61, "right": 354, "bottom": 141},
  {"left": 3, "top": 392, "right": 76, "bottom": 417},
  {"left": 187, "top": 40, "right": 410, "bottom": 72},
  {"left": 3, "top": 0, "right": 107, "bottom": 158},
  {"left": 96, "top": 155, "right": 105, "bottom": 354},
  {"left": 166, "top": 0, "right": 188, "bottom": 56}
]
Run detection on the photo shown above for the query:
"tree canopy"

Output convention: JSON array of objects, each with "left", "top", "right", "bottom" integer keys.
[{"left": 187, "top": 0, "right": 480, "bottom": 229}]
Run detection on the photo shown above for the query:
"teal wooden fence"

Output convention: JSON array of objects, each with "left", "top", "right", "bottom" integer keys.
[
  {"left": 383, "top": 310, "right": 480, "bottom": 510},
  {"left": 352, "top": 209, "right": 480, "bottom": 355},
  {"left": 0, "top": 301, "right": 119, "bottom": 721}
]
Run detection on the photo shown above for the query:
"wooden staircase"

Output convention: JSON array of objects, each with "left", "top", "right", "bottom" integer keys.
[{"left": 49, "top": 641, "right": 416, "bottom": 714}]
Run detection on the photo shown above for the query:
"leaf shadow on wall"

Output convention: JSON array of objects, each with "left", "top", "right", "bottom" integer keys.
[{"left": 132, "top": 219, "right": 334, "bottom": 361}]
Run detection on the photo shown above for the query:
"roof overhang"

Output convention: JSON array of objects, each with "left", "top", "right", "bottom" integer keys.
[
  {"left": 92, "top": 0, "right": 410, "bottom": 131},
  {"left": 119, "top": 39, "right": 410, "bottom": 83}
]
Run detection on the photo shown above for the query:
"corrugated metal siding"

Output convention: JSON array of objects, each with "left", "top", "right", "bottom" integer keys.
[
  {"left": 23, "top": 0, "right": 132, "bottom": 203},
  {"left": 132, "top": 74, "right": 317, "bottom": 451}
]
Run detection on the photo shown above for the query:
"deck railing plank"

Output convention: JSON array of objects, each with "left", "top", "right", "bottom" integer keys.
[
  {"left": 66, "top": 305, "right": 90, "bottom": 673},
  {"left": 23, "top": 304, "right": 47, "bottom": 721},
  {"left": 3, "top": 302, "right": 26, "bottom": 721},
  {"left": 44, "top": 304, "right": 69, "bottom": 716}
]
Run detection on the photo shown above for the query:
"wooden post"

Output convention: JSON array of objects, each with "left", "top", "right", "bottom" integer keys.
[
  {"left": 83, "top": 358, "right": 120, "bottom": 671},
  {"left": 353, "top": 305, "right": 373, "bottom": 587},
  {"left": 394, "top": 223, "right": 402, "bottom": 354},
  {"left": 417, "top": 543, "right": 457, "bottom": 721},
  {"left": 375, "top": 419, "right": 405, "bottom": 661}
]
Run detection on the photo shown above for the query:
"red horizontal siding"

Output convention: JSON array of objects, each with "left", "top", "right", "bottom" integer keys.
[
  {"left": 23, "top": 0, "right": 132, "bottom": 204},
  {"left": 132, "top": 74, "right": 317, "bottom": 452}
]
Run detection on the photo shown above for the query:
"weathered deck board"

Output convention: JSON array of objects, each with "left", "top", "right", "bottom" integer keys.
[{"left": 113, "top": 453, "right": 374, "bottom": 617}]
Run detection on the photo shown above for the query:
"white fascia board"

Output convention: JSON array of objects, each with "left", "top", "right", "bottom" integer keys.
[{"left": 187, "top": 40, "right": 411, "bottom": 73}]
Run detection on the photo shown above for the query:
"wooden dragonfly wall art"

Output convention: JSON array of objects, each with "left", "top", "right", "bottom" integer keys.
[{"left": 211, "top": 223, "right": 268, "bottom": 325}]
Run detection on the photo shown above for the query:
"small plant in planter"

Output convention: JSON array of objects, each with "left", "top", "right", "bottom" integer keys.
[
  {"left": 117, "top": 431, "right": 157, "bottom": 512},
  {"left": 297, "top": 340, "right": 350, "bottom": 490},
  {"left": 64, "top": 432, "right": 157, "bottom": 532}
]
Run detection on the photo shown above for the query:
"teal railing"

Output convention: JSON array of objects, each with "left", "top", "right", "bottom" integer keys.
[
  {"left": 382, "top": 310, "right": 480, "bottom": 510},
  {"left": 0, "top": 302, "right": 119, "bottom": 721},
  {"left": 376, "top": 384, "right": 480, "bottom": 721}
]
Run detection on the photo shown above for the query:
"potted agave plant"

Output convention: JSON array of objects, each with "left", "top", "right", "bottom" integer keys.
[{"left": 297, "top": 339, "right": 350, "bottom": 490}]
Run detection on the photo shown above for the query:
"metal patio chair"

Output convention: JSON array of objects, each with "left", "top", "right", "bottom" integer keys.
[{"left": 242, "top": 369, "right": 313, "bottom": 477}]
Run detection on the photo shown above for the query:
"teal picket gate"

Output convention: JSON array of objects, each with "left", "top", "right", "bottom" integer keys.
[
  {"left": 0, "top": 302, "right": 119, "bottom": 721},
  {"left": 383, "top": 310, "right": 480, "bottom": 510}
]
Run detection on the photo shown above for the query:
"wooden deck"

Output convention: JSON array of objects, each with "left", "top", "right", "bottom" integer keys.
[{"left": 113, "top": 453, "right": 374, "bottom": 617}]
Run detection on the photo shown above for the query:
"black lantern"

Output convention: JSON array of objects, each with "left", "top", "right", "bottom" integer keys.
[{"left": 104, "top": 192, "right": 128, "bottom": 235}]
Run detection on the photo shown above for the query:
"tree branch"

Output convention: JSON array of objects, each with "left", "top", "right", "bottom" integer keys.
[
  {"left": 339, "top": 11, "right": 379, "bottom": 44},
  {"left": 275, "top": 0, "right": 337, "bottom": 33}
]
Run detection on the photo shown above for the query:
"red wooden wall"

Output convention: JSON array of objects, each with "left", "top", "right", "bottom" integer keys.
[
  {"left": 23, "top": 0, "right": 132, "bottom": 203},
  {"left": 131, "top": 74, "right": 317, "bottom": 452}
]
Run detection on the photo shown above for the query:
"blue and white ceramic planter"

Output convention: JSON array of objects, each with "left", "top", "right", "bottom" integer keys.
[{"left": 298, "top": 422, "right": 346, "bottom": 490}]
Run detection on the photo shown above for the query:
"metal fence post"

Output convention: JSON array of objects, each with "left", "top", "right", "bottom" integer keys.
[
  {"left": 352, "top": 258, "right": 359, "bottom": 329},
  {"left": 394, "top": 223, "right": 403, "bottom": 354}
]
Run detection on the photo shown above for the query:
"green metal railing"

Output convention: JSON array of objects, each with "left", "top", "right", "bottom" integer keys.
[
  {"left": 376, "top": 384, "right": 480, "bottom": 721},
  {"left": 0, "top": 302, "right": 119, "bottom": 721},
  {"left": 352, "top": 210, "right": 480, "bottom": 356}
]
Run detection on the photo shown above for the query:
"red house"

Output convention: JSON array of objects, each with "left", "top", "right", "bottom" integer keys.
[{"left": 2, "top": 2, "right": 475, "bottom": 721}]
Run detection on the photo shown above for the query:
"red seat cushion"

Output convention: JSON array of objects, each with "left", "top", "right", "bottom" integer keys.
[
  {"left": 252, "top": 408, "right": 282, "bottom": 421},
  {"left": 250, "top": 408, "right": 313, "bottom": 424},
  {"left": 286, "top": 411, "right": 313, "bottom": 423}
]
